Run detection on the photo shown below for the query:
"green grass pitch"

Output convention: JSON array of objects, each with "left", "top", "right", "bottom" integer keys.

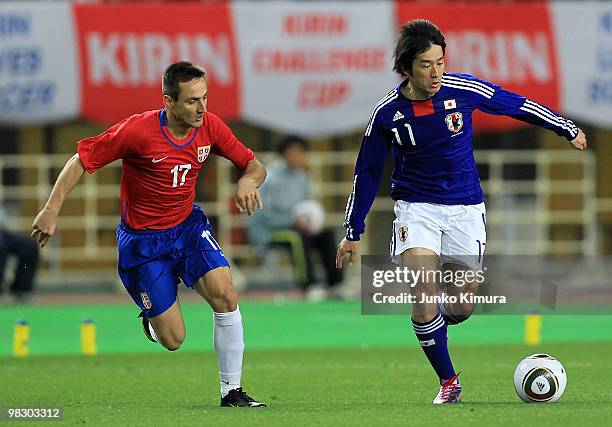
[
  {"left": 1, "top": 301, "right": 611, "bottom": 425},
  {"left": 2, "top": 344, "right": 612, "bottom": 426}
]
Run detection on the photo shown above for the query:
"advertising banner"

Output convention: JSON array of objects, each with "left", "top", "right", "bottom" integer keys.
[
  {"left": 232, "top": 1, "right": 397, "bottom": 136},
  {"left": 0, "top": 1, "right": 79, "bottom": 124},
  {"left": 395, "top": 1, "right": 560, "bottom": 132},
  {"left": 1, "top": 1, "right": 610, "bottom": 134},
  {"left": 551, "top": 2, "right": 612, "bottom": 127},
  {"left": 73, "top": 2, "right": 240, "bottom": 124}
]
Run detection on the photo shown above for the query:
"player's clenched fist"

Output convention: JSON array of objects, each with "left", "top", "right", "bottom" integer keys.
[
  {"left": 569, "top": 129, "right": 587, "bottom": 151},
  {"left": 31, "top": 209, "right": 58, "bottom": 248},
  {"left": 235, "top": 177, "right": 263, "bottom": 216},
  {"left": 336, "top": 237, "right": 359, "bottom": 269}
]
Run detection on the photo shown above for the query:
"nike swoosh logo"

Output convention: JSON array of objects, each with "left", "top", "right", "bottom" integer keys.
[{"left": 152, "top": 156, "right": 168, "bottom": 163}]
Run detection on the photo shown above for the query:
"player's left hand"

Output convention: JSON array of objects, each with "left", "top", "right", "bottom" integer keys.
[
  {"left": 569, "top": 129, "right": 587, "bottom": 151},
  {"left": 235, "top": 177, "right": 263, "bottom": 215}
]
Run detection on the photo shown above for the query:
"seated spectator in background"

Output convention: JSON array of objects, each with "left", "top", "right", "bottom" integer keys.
[
  {"left": 248, "top": 135, "right": 343, "bottom": 297},
  {"left": 0, "top": 208, "right": 39, "bottom": 304}
]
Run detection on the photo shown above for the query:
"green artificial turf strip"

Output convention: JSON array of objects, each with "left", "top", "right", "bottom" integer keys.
[
  {"left": 1, "top": 343, "right": 611, "bottom": 426},
  {"left": 1, "top": 301, "right": 612, "bottom": 356}
]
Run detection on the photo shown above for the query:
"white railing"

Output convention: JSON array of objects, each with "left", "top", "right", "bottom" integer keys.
[{"left": 0, "top": 149, "right": 605, "bottom": 282}]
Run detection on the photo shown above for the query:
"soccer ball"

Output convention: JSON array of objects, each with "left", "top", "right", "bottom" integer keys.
[
  {"left": 513, "top": 354, "right": 567, "bottom": 403},
  {"left": 292, "top": 200, "right": 325, "bottom": 234}
]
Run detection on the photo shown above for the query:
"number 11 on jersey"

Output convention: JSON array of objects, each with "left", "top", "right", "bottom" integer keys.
[{"left": 391, "top": 123, "right": 416, "bottom": 146}]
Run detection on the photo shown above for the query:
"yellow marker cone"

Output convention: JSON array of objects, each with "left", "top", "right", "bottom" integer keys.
[
  {"left": 525, "top": 313, "right": 542, "bottom": 345},
  {"left": 13, "top": 319, "right": 30, "bottom": 357},
  {"left": 80, "top": 318, "right": 97, "bottom": 355}
]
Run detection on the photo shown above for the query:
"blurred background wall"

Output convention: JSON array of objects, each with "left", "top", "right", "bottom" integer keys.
[{"left": 1, "top": 0, "right": 610, "bottom": 294}]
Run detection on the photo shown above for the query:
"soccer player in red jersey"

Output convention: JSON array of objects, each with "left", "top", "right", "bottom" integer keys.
[{"left": 31, "top": 61, "right": 267, "bottom": 407}]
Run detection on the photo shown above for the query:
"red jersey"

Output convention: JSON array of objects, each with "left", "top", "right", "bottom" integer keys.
[{"left": 77, "top": 109, "right": 254, "bottom": 229}]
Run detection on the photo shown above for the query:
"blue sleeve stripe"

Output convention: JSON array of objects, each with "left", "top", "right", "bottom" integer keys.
[
  {"left": 443, "top": 75, "right": 495, "bottom": 96},
  {"left": 365, "top": 92, "right": 399, "bottom": 136}
]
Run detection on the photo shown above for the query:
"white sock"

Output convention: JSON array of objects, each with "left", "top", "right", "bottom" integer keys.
[{"left": 213, "top": 307, "right": 244, "bottom": 397}]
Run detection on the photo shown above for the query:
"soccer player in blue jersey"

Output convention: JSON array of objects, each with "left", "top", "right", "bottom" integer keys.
[{"left": 336, "top": 19, "right": 587, "bottom": 404}]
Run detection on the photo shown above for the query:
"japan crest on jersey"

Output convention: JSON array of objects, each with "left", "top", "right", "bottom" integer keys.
[
  {"left": 445, "top": 112, "right": 463, "bottom": 133},
  {"left": 197, "top": 145, "right": 211, "bottom": 162}
]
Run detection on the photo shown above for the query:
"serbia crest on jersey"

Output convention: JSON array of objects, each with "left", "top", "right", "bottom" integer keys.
[{"left": 198, "top": 145, "right": 211, "bottom": 162}]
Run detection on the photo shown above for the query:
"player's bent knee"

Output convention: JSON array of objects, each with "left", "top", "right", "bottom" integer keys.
[
  {"left": 440, "top": 302, "right": 475, "bottom": 325},
  {"left": 161, "top": 337, "right": 183, "bottom": 351},
  {"left": 223, "top": 287, "right": 238, "bottom": 305},
  {"left": 213, "top": 286, "right": 238, "bottom": 312},
  {"left": 164, "top": 342, "right": 181, "bottom": 351},
  {"left": 442, "top": 312, "right": 472, "bottom": 325},
  {"left": 158, "top": 331, "right": 186, "bottom": 351}
]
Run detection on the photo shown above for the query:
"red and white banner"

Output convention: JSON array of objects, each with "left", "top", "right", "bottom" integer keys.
[
  {"left": 232, "top": 1, "right": 397, "bottom": 136},
  {"left": 2, "top": 1, "right": 612, "bottom": 134},
  {"left": 395, "top": 1, "right": 560, "bottom": 133},
  {"left": 73, "top": 2, "right": 240, "bottom": 124},
  {"left": 0, "top": 1, "right": 79, "bottom": 125}
]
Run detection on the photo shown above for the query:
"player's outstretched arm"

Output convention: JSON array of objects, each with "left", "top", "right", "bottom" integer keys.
[
  {"left": 569, "top": 129, "right": 587, "bottom": 151},
  {"left": 468, "top": 75, "right": 585, "bottom": 146},
  {"left": 235, "top": 158, "right": 267, "bottom": 216},
  {"left": 31, "top": 153, "right": 85, "bottom": 247},
  {"left": 336, "top": 237, "right": 359, "bottom": 269}
]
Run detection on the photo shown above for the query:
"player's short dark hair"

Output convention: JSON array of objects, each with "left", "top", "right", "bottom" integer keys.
[
  {"left": 278, "top": 134, "right": 309, "bottom": 155},
  {"left": 162, "top": 61, "right": 206, "bottom": 100},
  {"left": 393, "top": 19, "right": 446, "bottom": 76}
]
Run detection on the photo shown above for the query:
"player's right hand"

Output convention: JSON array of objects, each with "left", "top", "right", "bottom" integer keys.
[
  {"left": 31, "top": 209, "right": 58, "bottom": 248},
  {"left": 336, "top": 237, "right": 359, "bottom": 269}
]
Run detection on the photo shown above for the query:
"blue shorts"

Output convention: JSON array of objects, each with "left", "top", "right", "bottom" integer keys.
[{"left": 116, "top": 205, "right": 229, "bottom": 318}]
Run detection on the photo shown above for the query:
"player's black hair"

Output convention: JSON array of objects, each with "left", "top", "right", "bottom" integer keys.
[
  {"left": 278, "top": 134, "right": 309, "bottom": 155},
  {"left": 162, "top": 61, "right": 206, "bottom": 101},
  {"left": 393, "top": 19, "right": 446, "bottom": 76}
]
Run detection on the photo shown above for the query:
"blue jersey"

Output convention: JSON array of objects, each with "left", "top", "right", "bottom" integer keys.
[{"left": 344, "top": 73, "right": 579, "bottom": 241}]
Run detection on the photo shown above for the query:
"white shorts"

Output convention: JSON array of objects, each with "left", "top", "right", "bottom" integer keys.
[{"left": 390, "top": 201, "right": 487, "bottom": 270}]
